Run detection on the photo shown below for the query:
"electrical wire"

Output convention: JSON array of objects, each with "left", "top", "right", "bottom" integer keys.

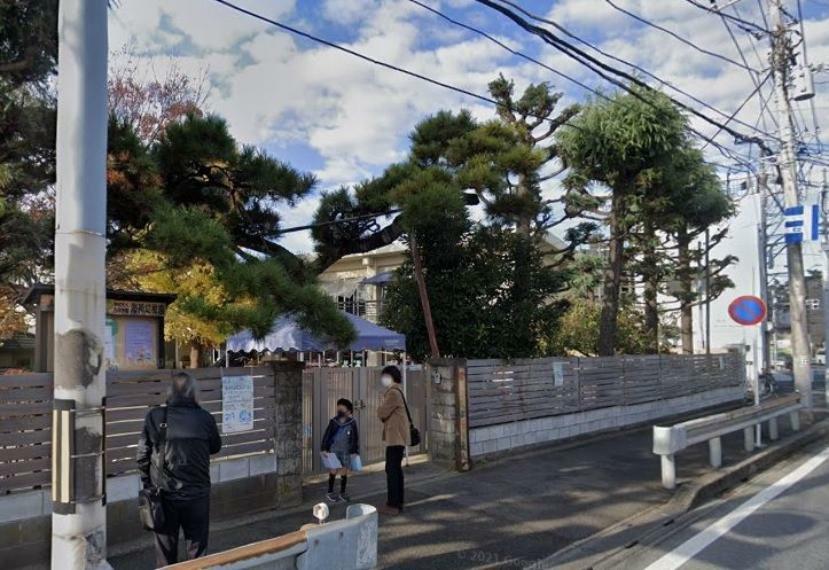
[
  {"left": 603, "top": 0, "right": 760, "bottom": 73},
  {"left": 473, "top": 0, "right": 775, "bottom": 157},
  {"left": 464, "top": 0, "right": 771, "bottom": 139},
  {"left": 701, "top": 72, "right": 772, "bottom": 151},
  {"left": 731, "top": 1, "right": 779, "bottom": 130},
  {"left": 405, "top": 0, "right": 601, "bottom": 100},
  {"left": 682, "top": 0, "right": 771, "bottom": 33},
  {"left": 208, "top": 0, "right": 533, "bottom": 120},
  {"left": 410, "top": 0, "right": 764, "bottom": 141},
  {"left": 211, "top": 0, "right": 755, "bottom": 172}
]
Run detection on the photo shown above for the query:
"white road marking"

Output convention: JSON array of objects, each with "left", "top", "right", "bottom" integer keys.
[{"left": 644, "top": 444, "right": 829, "bottom": 570}]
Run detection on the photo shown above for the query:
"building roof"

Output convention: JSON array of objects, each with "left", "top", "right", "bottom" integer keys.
[
  {"left": 23, "top": 283, "right": 177, "bottom": 307},
  {"left": 339, "top": 241, "right": 407, "bottom": 260}
]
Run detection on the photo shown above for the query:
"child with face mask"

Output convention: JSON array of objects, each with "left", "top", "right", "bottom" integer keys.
[{"left": 321, "top": 398, "right": 359, "bottom": 503}]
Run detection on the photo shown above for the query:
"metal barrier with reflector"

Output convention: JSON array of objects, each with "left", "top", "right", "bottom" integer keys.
[{"left": 51, "top": 398, "right": 107, "bottom": 514}]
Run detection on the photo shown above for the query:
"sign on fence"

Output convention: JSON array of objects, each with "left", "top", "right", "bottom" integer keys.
[{"left": 222, "top": 374, "right": 254, "bottom": 433}]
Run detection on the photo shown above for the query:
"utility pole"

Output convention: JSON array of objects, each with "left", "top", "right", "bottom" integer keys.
[
  {"left": 757, "top": 172, "right": 772, "bottom": 377},
  {"left": 822, "top": 169, "right": 829, "bottom": 404},
  {"left": 409, "top": 235, "right": 440, "bottom": 359},
  {"left": 769, "top": 0, "right": 813, "bottom": 409},
  {"left": 52, "top": 2, "right": 110, "bottom": 569},
  {"left": 705, "top": 228, "right": 711, "bottom": 355}
]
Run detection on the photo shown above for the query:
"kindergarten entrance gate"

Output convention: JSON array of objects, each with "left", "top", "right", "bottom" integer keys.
[{"left": 302, "top": 366, "right": 428, "bottom": 473}]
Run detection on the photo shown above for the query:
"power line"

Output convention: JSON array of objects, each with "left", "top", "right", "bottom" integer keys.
[
  {"left": 603, "top": 0, "right": 760, "bottom": 74},
  {"left": 682, "top": 0, "right": 771, "bottom": 33},
  {"left": 409, "top": 0, "right": 760, "bottom": 141},
  {"left": 209, "top": 0, "right": 516, "bottom": 117},
  {"left": 405, "top": 0, "right": 600, "bottom": 99},
  {"left": 473, "top": 0, "right": 776, "bottom": 153},
  {"left": 276, "top": 208, "right": 402, "bottom": 235},
  {"left": 211, "top": 0, "right": 755, "bottom": 173},
  {"left": 466, "top": 0, "right": 772, "bottom": 140},
  {"left": 731, "top": 1, "right": 779, "bottom": 131},
  {"left": 702, "top": 71, "right": 772, "bottom": 151},
  {"left": 211, "top": 0, "right": 752, "bottom": 170}
]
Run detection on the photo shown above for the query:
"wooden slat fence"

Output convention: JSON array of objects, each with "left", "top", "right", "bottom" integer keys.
[
  {"left": 0, "top": 367, "right": 275, "bottom": 494},
  {"left": 468, "top": 353, "right": 744, "bottom": 428}
]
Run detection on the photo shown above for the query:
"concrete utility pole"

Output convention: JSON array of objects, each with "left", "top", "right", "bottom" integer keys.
[
  {"left": 769, "top": 0, "right": 813, "bottom": 408},
  {"left": 705, "top": 228, "right": 711, "bottom": 355},
  {"left": 822, "top": 169, "right": 829, "bottom": 404},
  {"left": 757, "top": 181, "right": 772, "bottom": 377},
  {"left": 52, "top": 1, "right": 110, "bottom": 568}
]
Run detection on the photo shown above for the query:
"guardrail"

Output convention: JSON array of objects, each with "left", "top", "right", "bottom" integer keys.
[
  {"left": 653, "top": 394, "right": 802, "bottom": 490},
  {"left": 162, "top": 504, "right": 378, "bottom": 569}
]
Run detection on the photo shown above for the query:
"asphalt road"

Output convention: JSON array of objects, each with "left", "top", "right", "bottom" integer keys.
[{"left": 609, "top": 436, "right": 829, "bottom": 570}]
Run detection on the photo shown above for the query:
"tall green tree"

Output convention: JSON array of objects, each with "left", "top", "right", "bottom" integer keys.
[
  {"left": 444, "top": 75, "right": 580, "bottom": 236},
  {"left": 557, "top": 87, "right": 687, "bottom": 355},
  {"left": 136, "top": 114, "right": 353, "bottom": 346},
  {"left": 661, "top": 147, "right": 734, "bottom": 353},
  {"left": 314, "top": 93, "right": 573, "bottom": 359},
  {"left": 0, "top": 0, "right": 58, "bottom": 292}
]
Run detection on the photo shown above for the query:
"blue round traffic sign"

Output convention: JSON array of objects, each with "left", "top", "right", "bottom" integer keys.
[{"left": 728, "top": 295, "right": 767, "bottom": 326}]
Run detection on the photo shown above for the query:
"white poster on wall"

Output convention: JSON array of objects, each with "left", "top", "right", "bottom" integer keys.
[
  {"left": 222, "top": 374, "right": 254, "bottom": 433},
  {"left": 104, "top": 318, "right": 116, "bottom": 363},
  {"left": 553, "top": 362, "right": 564, "bottom": 387}
]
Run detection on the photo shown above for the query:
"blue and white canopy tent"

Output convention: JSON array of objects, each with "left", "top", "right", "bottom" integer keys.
[{"left": 226, "top": 311, "right": 405, "bottom": 354}]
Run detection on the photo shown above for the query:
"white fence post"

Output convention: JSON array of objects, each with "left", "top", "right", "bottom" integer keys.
[
  {"left": 661, "top": 454, "right": 676, "bottom": 490},
  {"left": 769, "top": 417, "right": 779, "bottom": 440},
  {"left": 709, "top": 437, "right": 722, "bottom": 468},
  {"left": 743, "top": 426, "right": 755, "bottom": 452}
]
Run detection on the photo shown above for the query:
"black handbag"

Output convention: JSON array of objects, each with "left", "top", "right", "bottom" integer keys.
[
  {"left": 138, "top": 407, "right": 168, "bottom": 532},
  {"left": 398, "top": 389, "right": 421, "bottom": 447}
]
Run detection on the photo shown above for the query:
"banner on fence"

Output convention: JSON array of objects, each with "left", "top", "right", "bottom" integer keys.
[{"left": 222, "top": 374, "right": 254, "bottom": 433}]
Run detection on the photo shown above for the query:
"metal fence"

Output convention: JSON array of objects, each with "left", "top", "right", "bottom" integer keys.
[
  {"left": 467, "top": 353, "right": 745, "bottom": 429},
  {"left": 302, "top": 366, "right": 429, "bottom": 473},
  {"left": 0, "top": 367, "right": 276, "bottom": 494}
]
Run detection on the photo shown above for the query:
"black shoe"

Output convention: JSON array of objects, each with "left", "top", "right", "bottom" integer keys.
[
  {"left": 340, "top": 492, "right": 351, "bottom": 502},
  {"left": 326, "top": 492, "right": 340, "bottom": 503}
]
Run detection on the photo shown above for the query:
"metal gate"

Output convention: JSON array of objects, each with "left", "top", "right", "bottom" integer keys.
[{"left": 302, "top": 366, "right": 429, "bottom": 474}]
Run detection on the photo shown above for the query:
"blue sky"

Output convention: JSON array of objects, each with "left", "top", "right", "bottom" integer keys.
[{"left": 108, "top": 0, "right": 829, "bottom": 255}]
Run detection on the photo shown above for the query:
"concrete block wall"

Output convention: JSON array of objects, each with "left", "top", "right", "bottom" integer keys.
[
  {"left": 426, "top": 359, "right": 470, "bottom": 471},
  {"left": 469, "top": 386, "right": 744, "bottom": 458},
  {"left": 272, "top": 361, "right": 305, "bottom": 506}
]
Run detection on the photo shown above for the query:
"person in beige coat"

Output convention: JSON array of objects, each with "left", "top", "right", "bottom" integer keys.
[{"left": 376, "top": 365, "right": 407, "bottom": 515}]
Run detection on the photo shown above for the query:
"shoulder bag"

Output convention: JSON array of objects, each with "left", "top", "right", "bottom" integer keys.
[
  {"left": 396, "top": 388, "right": 421, "bottom": 447},
  {"left": 138, "top": 406, "right": 167, "bottom": 531}
]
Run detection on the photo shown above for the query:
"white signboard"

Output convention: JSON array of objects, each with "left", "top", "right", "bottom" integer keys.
[
  {"left": 553, "top": 362, "right": 565, "bottom": 387},
  {"left": 222, "top": 374, "right": 254, "bottom": 433}
]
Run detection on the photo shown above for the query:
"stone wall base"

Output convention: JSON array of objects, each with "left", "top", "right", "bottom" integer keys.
[{"left": 470, "top": 387, "right": 745, "bottom": 458}]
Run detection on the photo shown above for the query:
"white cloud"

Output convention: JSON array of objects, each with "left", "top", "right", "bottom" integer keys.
[
  {"left": 110, "top": 0, "right": 296, "bottom": 52},
  {"left": 106, "top": 0, "right": 829, "bottom": 258}
]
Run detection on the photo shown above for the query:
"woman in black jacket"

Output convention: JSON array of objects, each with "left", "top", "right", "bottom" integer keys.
[{"left": 321, "top": 398, "right": 359, "bottom": 502}]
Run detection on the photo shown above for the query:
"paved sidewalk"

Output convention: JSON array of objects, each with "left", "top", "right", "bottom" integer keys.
[{"left": 110, "top": 409, "right": 807, "bottom": 570}]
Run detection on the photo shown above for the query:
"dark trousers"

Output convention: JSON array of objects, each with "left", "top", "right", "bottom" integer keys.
[
  {"left": 154, "top": 495, "right": 210, "bottom": 566},
  {"left": 385, "top": 445, "right": 405, "bottom": 509}
]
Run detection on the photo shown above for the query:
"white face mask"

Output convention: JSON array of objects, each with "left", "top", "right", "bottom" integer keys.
[{"left": 381, "top": 374, "right": 394, "bottom": 388}]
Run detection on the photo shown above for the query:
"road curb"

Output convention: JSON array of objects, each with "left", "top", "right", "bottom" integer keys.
[{"left": 535, "top": 417, "right": 829, "bottom": 570}]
